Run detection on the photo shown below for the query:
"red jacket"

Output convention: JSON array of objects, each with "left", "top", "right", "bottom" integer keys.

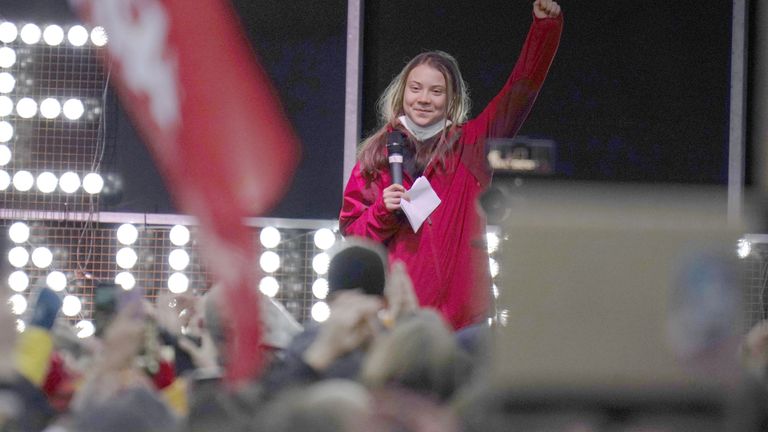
[{"left": 340, "top": 14, "right": 563, "bottom": 330}]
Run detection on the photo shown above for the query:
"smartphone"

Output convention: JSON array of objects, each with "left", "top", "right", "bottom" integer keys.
[
  {"left": 93, "top": 282, "right": 119, "bottom": 337},
  {"left": 93, "top": 282, "right": 145, "bottom": 335}
]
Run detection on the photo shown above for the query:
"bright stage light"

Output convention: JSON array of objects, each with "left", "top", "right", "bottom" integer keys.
[
  {"left": 31, "top": 247, "right": 53, "bottom": 269},
  {"left": 59, "top": 171, "right": 80, "bottom": 193},
  {"left": 0, "top": 145, "right": 9, "bottom": 166},
  {"left": 116, "top": 247, "right": 138, "bottom": 269},
  {"left": 67, "top": 25, "right": 88, "bottom": 47},
  {"left": 311, "top": 302, "right": 330, "bottom": 322},
  {"left": 0, "top": 73, "right": 14, "bottom": 94},
  {"left": 489, "top": 257, "right": 499, "bottom": 278},
  {"left": 9, "top": 294, "right": 27, "bottom": 315},
  {"left": 116, "top": 224, "right": 138, "bottom": 245},
  {"left": 82, "top": 173, "right": 103, "bottom": 194},
  {"left": 312, "top": 253, "right": 329, "bottom": 275},
  {"left": 8, "top": 270, "right": 29, "bottom": 292},
  {"left": 168, "top": 272, "right": 189, "bottom": 294},
  {"left": 0, "top": 170, "right": 9, "bottom": 190},
  {"left": 62, "top": 99, "right": 84, "bottom": 120},
  {"left": 43, "top": 25, "right": 64, "bottom": 46},
  {"left": 169, "top": 225, "right": 190, "bottom": 246},
  {"left": 40, "top": 98, "right": 61, "bottom": 119},
  {"left": 0, "top": 23, "right": 18, "bottom": 43},
  {"left": 0, "top": 121, "right": 13, "bottom": 142},
  {"left": 62, "top": 295, "right": 82, "bottom": 317},
  {"left": 46, "top": 271, "right": 67, "bottom": 292},
  {"left": 737, "top": 238, "right": 751, "bottom": 259},
  {"left": 13, "top": 171, "right": 33, "bottom": 191},
  {"left": 0, "top": 96, "right": 12, "bottom": 116},
  {"left": 8, "top": 246, "right": 28, "bottom": 267},
  {"left": 260, "top": 226, "right": 280, "bottom": 249},
  {"left": 260, "top": 251, "right": 280, "bottom": 273},
  {"left": 36, "top": 172, "right": 58, "bottom": 193},
  {"left": 312, "top": 278, "right": 328, "bottom": 299},
  {"left": 313, "top": 228, "right": 336, "bottom": 250},
  {"left": 8, "top": 222, "right": 29, "bottom": 243},
  {"left": 259, "top": 276, "right": 279, "bottom": 297},
  {"left": 486, "top": 232, "right": 500, "bottom": 254},
  {"left": 115, "top": 271, "right": 136, "bottom": 290},
  {"left": 75, "top": 320, "right": 95, "bottom": 338},
  {"left": 0, "top": 47, "right": 16, "bottom": 68},
  {"left": 20, "top": 24, "right": 41, "bottom": 45},
  {"left": 168, "top": 249, "right": 189, "bottom": 271},
  {"left": 16, "top": 98, "right": 37, "bottom": 119},
  {"left": 90, "top": 26, "right": 107, "bottom": 46}
]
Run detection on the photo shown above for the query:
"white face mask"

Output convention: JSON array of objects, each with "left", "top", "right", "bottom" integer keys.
[{"left": 399, "top": 115, "right": 451, "bottom": 142}]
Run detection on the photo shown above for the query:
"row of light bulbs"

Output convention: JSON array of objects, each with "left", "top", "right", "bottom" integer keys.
[
  {"left": 6, "top": 220, "right": 83, "bottom": 324},
  {"left": 256, "top": 227, "right": 499, "bottom": 322},
  {"left": 0, "top": 21, "right": 101, "bottom": 202},
  {"left": 0, "top": 170, "right": 104, "bottom": 194},
  {"left": 0, "top": 22, "right": 107, "bottom": 47},
  {"left": 9, "top": 299, "right": 94, "bottom": 338},
  {"left": 6, "top": 221, "right": 504, "bottom": 330},
  {"left": 259, "top": 226, "right": 336, "bottom": 322},
  {"left": 114, "top": 224, "right": 193, "bottom": 294},
  {"left": 6, "top": 223, "right": 194, "bottom": 338},
  {"left": 0, "top": 96, "right": 88, "bottom": 120}
]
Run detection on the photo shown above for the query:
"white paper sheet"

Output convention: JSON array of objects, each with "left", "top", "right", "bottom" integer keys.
[{"left": 400, "top": 176, "right": 441, "bottom": 232}]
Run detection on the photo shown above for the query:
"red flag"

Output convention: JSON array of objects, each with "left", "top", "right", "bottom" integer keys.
[{"left": 71, "top": 0, "right": 301, "bottom": 384}]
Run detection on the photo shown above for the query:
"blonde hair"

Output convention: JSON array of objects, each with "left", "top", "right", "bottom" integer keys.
[{"left": 357, "top": 51, "right": 471, "bottom": 181}]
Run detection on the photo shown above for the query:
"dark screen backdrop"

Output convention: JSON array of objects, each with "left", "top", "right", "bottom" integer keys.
[
  {"left": 1, "top": 0, "right": 349, "bottom": 218},
  {"left": 363, "top": 0, "right": 733, "bottom": 185},
  {"left": 103, "top": 1, "right": 349, "bottom": 217}
]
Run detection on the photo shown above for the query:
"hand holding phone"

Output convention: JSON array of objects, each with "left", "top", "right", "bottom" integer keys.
[
  {"left": 94, "top": 282, "right": 144, "bottom": 337},
  {"left": 30, "top": 287, "right": 63, "bottom": 330}
]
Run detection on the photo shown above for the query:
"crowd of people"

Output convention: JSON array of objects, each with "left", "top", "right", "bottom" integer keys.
[
  {"left": 1, "top": 235, "right": 768, "bottom": 431},
  {"left": 0, "top": 237, "right": 487, "bottom": 431}
]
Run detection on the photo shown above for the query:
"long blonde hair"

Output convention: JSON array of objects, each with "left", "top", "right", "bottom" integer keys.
[{"left": 357, "top": 51, "right": 471, "bottom": 181}]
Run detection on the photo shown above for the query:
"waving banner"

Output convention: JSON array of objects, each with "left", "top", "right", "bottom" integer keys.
[{"left": 70, "top": 0, "right": 301, "bottom": 383}]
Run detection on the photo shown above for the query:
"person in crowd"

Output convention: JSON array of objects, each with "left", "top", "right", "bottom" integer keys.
[
  {"left": 361, "top": 308, "right": 472, "bottom": 402},
  {"left": 0, "top": 285, "right": 59, "bottom": 431},
  {"left": 338, "top": 0, "right": 563, "bottom": 330},
  {"left": 260, "top": 238, "right": 390, "bottom": 392},
  {"left": 68, "top": 301, "right": 181, "bottom": 432},
  {"left": 260, "top": 238, "right": 420, "bottom": 394},
  {"left": 256, "top": 379, "right": 373, "bottom": 432},
  {"left": 179, "top": 282, "right": 304, "bottom": 432}
]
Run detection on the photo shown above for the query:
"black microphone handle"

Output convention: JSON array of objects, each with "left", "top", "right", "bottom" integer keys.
[
  {"left": 386, "top": 130, "right": 405, "bottom": 186},
  {"left": 391, "top": 163, "right": 403, "bottom": 186}
]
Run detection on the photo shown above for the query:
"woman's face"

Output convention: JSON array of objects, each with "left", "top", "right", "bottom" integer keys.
[{"left": 402, "top": 64, "right": 447, "bottom": 128}]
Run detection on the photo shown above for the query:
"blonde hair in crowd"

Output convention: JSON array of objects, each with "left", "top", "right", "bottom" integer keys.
[{"left": 357, "top": 51, "right": 471, "bottom": 180}]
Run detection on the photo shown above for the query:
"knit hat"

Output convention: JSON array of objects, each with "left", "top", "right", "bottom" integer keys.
[{"left": 327, "top": 238, "right": 388, "bottom": 297}]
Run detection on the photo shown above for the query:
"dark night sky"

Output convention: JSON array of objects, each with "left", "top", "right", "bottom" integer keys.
[{"left": 1, "top": 1, "right": 739, "bottom": 218}]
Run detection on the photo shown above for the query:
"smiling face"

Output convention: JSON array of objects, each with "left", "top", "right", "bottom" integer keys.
[{"left": 402, "top": 64, "right": 448, "bottom": 128}]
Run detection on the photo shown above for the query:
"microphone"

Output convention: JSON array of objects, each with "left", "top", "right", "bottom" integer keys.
[{"left": 386, "top": 131, "right": 404, "bottom": 185}]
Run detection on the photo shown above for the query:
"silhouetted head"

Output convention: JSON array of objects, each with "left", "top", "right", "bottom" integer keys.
[{"left": 327, "top": 237, "right": 388, "bottom": 298}]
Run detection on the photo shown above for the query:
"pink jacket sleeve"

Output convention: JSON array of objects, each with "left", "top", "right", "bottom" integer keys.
[
  {"left": 471, "top": 13, "right": 563, "bottom": 141},
  {"left": 339, "top": 164, "right": 400, "bottom": 242},
  {"left": 461, "top": 13, "right": 563, "bottom": 185}
]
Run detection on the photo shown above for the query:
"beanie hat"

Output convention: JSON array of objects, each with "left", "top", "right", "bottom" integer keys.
[{"left": 327, "top": 238, "right": 387, "bottom": 297}]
